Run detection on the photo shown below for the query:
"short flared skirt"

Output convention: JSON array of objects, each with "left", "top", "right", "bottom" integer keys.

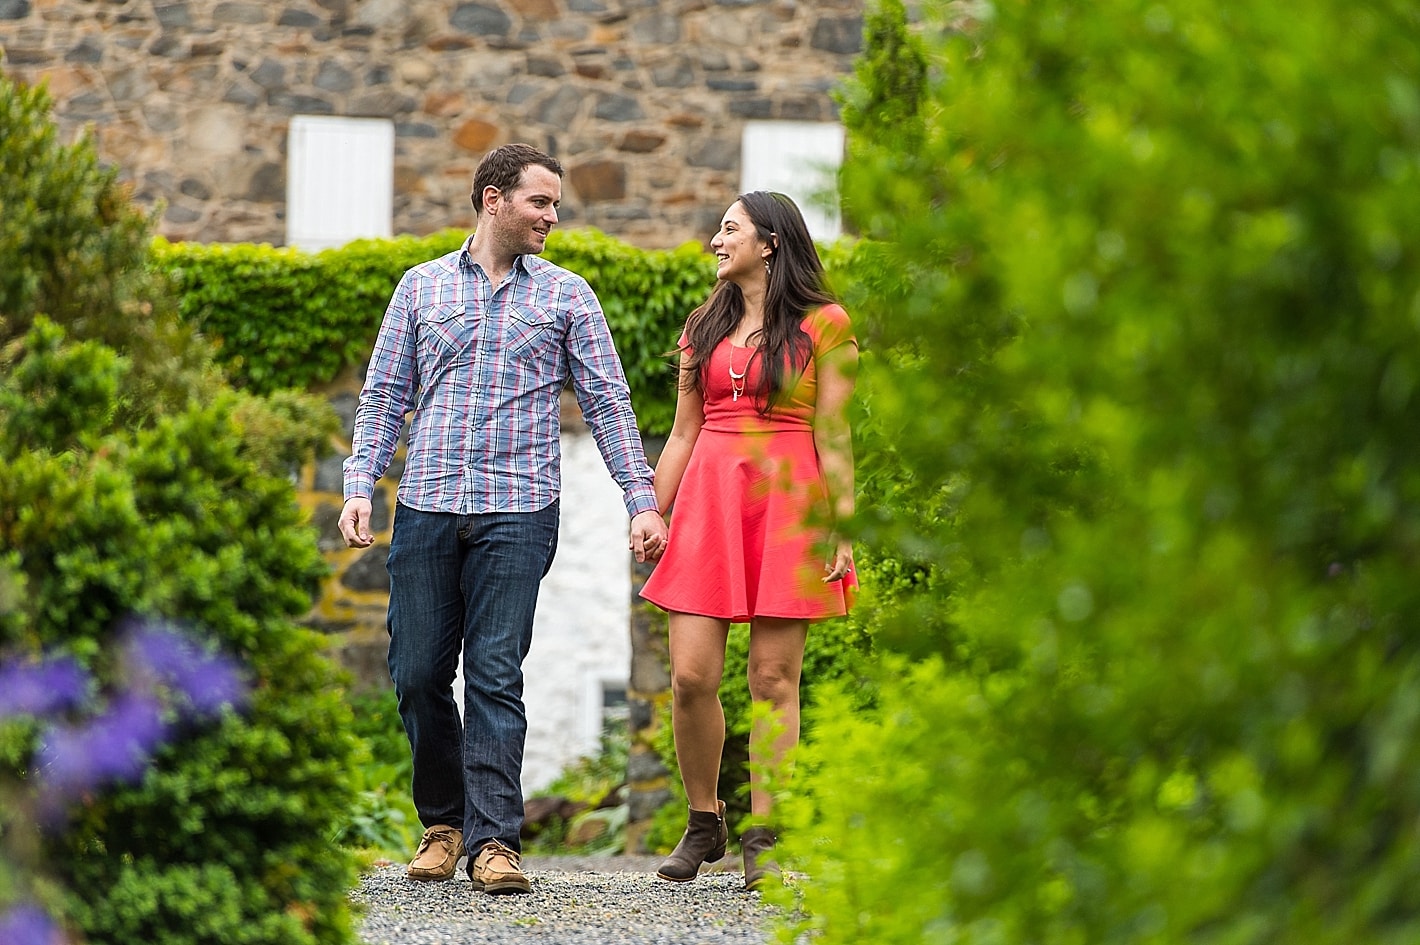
[{"left": 640, "top": 429, "right": 855, "bottom": 622}]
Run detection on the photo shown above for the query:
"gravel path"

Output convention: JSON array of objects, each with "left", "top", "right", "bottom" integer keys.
[{"left": 353, "top": 855, "right": 788, "bottom": 945}]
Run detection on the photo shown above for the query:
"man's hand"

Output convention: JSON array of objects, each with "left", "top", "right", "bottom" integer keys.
[
  {"left": 628, "top": 509, "right": 669, "bottom": 563},
  {"left": 338, "top": 497, "right": 375, "bottom": 548}
]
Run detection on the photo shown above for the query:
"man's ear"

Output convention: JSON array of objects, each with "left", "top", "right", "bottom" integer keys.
[{"left": 482, "top": 185, "right": 501, "bottom": 215}]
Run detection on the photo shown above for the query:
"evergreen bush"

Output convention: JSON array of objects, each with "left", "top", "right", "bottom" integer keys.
[
  {"left": 779, "top": 1, "right": 1420, "bottom": 943},
  {"left": 0, "top": 69, "right": 360, "bottom": 944}
]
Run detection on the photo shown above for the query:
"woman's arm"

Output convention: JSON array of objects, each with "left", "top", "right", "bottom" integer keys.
[
  {"left": 814, "top": 339, "right": 859, "bottom": 580},
  {"left": 653, "top": 351, "right": 706, "bottom": 515}
]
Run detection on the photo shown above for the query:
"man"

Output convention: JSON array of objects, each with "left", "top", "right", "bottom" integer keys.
[{"left": 338, "top": 143, "right": 668, "bottom": 895}]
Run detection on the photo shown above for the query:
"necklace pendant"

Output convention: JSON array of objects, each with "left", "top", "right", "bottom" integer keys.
[{"left": 732, "top": 389, "right": 740, "bottom": 401}]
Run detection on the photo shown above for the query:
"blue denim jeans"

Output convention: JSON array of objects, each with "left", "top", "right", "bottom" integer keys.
[{"left": 386, "top": 501, "right": 559, "bottom": 855}]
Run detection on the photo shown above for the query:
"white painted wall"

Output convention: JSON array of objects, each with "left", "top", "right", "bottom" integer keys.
[{"left": 454, "top": 427, "right": 631, "bottom": 794}]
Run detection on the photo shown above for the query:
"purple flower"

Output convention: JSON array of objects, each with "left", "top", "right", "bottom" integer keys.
[
  {"left": 0, "top": 903, "right": 64, "bottom": 945},
  {"left": 35, "top": 692, "right": 168, "bottom": 796},
  {"left": 119, "top": 620, "right": 247, "bottom": 716},
  {"left": 0, "top": 656, "right": 88, "bottom": 719}
]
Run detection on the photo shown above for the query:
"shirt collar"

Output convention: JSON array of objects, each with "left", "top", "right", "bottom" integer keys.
[{"left": 457, "top": 236, "right": 537, "bottom": 282}]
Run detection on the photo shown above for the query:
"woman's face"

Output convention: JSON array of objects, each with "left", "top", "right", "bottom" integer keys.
[{"left": 709, "top": 201, "right": 771, "bottom": 288}]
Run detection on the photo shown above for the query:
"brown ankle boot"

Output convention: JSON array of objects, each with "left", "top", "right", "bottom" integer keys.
[
  {"left": 741, "top": 826, "right": 780, "bottom": 891},
  {"left": 656, "top": 801, "right": 728, "bottom": 882}
]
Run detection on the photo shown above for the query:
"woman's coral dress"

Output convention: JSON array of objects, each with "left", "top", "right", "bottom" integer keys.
[{"left": 640, "top": 304, "right": 857, "bottom": 622}]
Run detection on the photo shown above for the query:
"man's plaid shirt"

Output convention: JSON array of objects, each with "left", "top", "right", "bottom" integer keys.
[{"left": 343, "top": 239, "right": 658, "bottom": 518}]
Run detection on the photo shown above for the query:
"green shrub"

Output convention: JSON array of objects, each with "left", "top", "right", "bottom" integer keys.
[
  {"left": 779, "top": 0, "right": 1420, "bottom": 943},
  {"left": 526, "top": 719, "right": 633, "bottom": 855},
  {"left": 0, "top": 67, "right": 216, "bottom": 417},
  {"left": 537, "top": 719, "right": 631, "bottom": 812},
  {"left": 0, "top": 71, "right": 149, "bottom": 345},
  {"left": 0, "top": 68, "right": 359, "bottom": 944},
  {"left": 1, "top": 319, "right": 361, "bottom": 945}
]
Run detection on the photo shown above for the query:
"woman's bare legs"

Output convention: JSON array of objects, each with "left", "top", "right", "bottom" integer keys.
[
  {"left": 667, "top": 612, "right": 732, "bottom": 811},
  {"left": 745, "top": 617, "right": 809, "bottom": 820}
]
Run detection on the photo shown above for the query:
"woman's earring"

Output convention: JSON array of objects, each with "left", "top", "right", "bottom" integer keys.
[{"left": 764, "top": 258, "right": 772, "bottom": 277}]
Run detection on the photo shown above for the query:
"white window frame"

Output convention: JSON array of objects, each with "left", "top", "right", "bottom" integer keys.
[
  {"left": 740, "top": 120, "right": 845, "bottom": 242},
  {"left": 286, "top": 115, "right": 394, "bottom": 252}
]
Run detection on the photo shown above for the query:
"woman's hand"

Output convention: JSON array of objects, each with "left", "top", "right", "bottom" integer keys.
[{"left": 822, "top": 539, "right": 854, "bottom": 583}]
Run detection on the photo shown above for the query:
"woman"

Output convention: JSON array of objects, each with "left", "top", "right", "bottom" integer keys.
[{"left": 639, "top": 191, "right": 858, "bottom": 890}]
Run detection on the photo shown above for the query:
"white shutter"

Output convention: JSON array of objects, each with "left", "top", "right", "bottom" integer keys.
[
  {"left": 286, "top": 115, "right": 394, "bottom": 252},
  {"left": 740, "top": 120, "right": 845, "bottom": 242}
]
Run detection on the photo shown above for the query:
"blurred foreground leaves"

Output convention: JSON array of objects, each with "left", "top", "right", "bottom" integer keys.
[{"left": 781, "top": 2, "right": 1420, "bottom": 943}]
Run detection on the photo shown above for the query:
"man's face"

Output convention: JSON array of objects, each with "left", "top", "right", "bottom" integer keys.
[{"left": 488, "top": 165, "right": 561, "bottom": 256}]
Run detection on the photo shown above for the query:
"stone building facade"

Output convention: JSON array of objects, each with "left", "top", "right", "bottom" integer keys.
[{"left": 1, "top": 0, "right": 863, "bottom": 250}]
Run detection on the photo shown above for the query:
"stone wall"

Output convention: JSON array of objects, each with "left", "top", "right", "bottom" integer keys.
[
  {"left": 625, "top": 533, "right": 673, "bottom": 853},
  {"left": 0, "top": 0, "right": 862, "bottom": 250}
]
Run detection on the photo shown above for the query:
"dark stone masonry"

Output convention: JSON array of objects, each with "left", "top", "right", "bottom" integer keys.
[{"left": 0, "top": 0, "right": 862, "bottom": 249}]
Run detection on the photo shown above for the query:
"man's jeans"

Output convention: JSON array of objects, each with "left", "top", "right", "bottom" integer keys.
[{"left": 386, "top": 501, "right": 559, "bottom": 854}]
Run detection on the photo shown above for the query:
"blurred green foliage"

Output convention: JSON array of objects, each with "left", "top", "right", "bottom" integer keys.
[
  {"left": 0, "top": 70, "right": 360, "bottom": 944},
  {"left": 537, "top": 719, "right": 631, "bottom": 812},
  {"left": 777, "top": 1, "right": 1420, "bottom": 943},
  {"left": 0, "top": 72, "right": 149, "bottom": 344},
  {"left": 526, "top": 719, "right": 633, "bottom": 856}
]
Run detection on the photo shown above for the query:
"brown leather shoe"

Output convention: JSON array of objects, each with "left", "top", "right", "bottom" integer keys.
[
  {"left": 406, "top": 825, "right": 464, "bottom": 881},
  {"left": 471, "top": 839, "right": 531, "bottom": 895},
  {"left": 741, "top": 826, "right": 781, "bottom": 891},
  {"left": 656, "top": 801, "right": 728, "bottom": 882}
]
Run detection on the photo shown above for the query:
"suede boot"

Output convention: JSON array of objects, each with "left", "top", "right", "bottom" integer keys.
[
  {"left": 741, "top": 826, "right": 781, "bottom": 891},
  {"left": 656, "top": 801, "right": 728, "bottom": 882}
]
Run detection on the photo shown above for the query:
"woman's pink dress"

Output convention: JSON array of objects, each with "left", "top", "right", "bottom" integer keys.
[{"left": 640, "top": 304, "right": 858, "bottom": 622}]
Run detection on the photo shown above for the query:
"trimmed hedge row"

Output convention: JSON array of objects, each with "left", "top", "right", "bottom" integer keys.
[{"left": 151, "top": 229, "right": 721, "bottom": 436}]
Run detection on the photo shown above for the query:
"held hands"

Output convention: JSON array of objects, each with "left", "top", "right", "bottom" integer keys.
[
  {"left": 822, "top": 538, "right": 854, "bottom": 583},
  {"left": 338, "top": 497, "right": 375, "bottom": 549},
  {"left": 629, "top": 510, "right": 669, "bottom": 563}
]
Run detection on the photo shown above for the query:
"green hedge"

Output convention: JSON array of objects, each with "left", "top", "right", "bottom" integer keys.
[{"left": 152, "top": 229, "right": 720, "bottom": 436}]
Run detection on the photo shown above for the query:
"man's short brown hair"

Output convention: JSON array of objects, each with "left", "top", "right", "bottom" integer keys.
[{"left": 470, "top": 143, "right": 564, "bottom": 214}]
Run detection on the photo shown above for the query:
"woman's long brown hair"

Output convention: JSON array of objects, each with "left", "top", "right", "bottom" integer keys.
[{"left": 680, "top": 191, "right": 836, "bottom": 414}]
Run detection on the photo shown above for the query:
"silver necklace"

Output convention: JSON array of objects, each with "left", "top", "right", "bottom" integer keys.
[{"left": 728, "top": 344, "right": 751, "bottom": 401}]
